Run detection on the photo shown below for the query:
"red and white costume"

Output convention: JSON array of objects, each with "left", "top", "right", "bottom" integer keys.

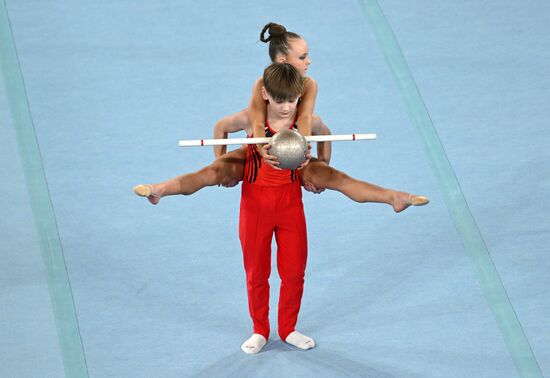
[{"left": 239, "top": 120, "right": 308, "bottom": 340}]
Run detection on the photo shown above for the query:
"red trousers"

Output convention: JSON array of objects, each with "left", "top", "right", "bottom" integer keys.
[{"left": 239, "top": 181, "right": 308, "bottom": 340}]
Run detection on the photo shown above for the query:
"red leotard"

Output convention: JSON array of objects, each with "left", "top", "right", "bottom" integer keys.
[{"left": 239, "top": 119, "right": 308, "bottom": 340}]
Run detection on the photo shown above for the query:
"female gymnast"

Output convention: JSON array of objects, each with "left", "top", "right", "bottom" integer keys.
[{"left": 133, "top": 22, "right": 428, "bottom": 212}]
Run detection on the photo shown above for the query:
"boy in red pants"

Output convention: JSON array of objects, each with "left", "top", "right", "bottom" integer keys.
[{"left": 239, "top": 63, "right": 315, "bottom": 354}]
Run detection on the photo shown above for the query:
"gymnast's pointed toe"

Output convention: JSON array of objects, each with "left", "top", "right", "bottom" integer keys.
[
  {"left": 410, "top": 195, "right": 429, "bottom": 206},
  {"left": 133, "top": 184, "right": 152, "bottom": 197}
]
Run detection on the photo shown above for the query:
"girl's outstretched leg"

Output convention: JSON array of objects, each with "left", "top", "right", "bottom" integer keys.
[
  {"left": 300, "top": 159, "right": 429, "bottom": 213},
  {"left": 133, "top": 147, "right": 246, "bottom": 205}
]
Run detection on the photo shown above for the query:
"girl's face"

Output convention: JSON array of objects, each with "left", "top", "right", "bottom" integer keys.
[{"left": 276, "top": 38, "right": 311, "bottom": 76}]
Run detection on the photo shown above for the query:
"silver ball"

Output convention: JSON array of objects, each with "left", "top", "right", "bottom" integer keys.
[{"left": 268, "top": 129, "right": 308, "bottom": 170}]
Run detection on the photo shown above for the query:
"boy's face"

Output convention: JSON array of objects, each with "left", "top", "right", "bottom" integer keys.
[{"left": 262, "top": 87, "right": 300, "bottom": 118}]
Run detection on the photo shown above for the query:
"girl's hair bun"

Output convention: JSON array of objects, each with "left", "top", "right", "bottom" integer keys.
[{"left": 260, "top": 22, "right": 287, "bottom": 43}]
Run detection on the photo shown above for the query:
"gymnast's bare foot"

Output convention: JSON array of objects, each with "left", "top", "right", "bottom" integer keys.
[
  {"left": 392, "top": 191, "right": 429, "bottom": 213},
  {"left": 133, "top": 184, "right": 161, "bottom": 205}
]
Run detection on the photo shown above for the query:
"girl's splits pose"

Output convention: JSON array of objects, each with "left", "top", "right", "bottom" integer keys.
[
  {"left": 133, "top": 22, "right": 428, "bottom": 212},
  {"left": 133, "top": 23, "right": 429, "bottom": 354}
]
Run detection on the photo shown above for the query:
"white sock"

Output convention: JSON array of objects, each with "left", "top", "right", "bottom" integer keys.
[
  {"left": 285, "top": 331, "right": 315, "bottom": 350},
  {"left": 241, "top": 333, "right": 267, "bottom": 354}
]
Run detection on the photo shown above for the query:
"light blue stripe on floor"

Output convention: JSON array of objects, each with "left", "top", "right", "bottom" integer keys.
[
  {"left": 357, "top": 1, "right": 543, "bottom": 376},
  {"left": 0, "top": 1, "right": 88, "bottom": 376}
]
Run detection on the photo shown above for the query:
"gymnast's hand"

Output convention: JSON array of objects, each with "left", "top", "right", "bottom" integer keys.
[
  {"left": 219, "top": 178, "right": 240, "bottom": 188},
  {"left": 297, "top": 143, "right": 312, "bottom": 170},
  {"left": 261, "top": 144, "right": 281, "bottom": 170},
  {"left": 303, "top": 181, "right": 324, "bottom": 194}
]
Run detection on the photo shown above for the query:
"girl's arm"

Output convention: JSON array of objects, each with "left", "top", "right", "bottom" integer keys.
[
  {"left": 302, "top": 118, "right": 332, "bottom": 194},
  {"left": 295, "top": 78, "right": 318, "bottom": 137},
  {"left": 212, "top": 110, "right": 250, "bottom": 158},
  {"left": 248, "top": 78, "right": 280, "bottom": 168},
  {"left": 248, "top": 78, "right": 267, "bottom": 138},
  {"left": 312, "top": 121, "right": 332, "bottom": 164}
]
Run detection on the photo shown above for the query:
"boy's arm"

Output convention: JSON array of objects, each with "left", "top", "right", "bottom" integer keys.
[
  {"left": 296, "top": 78, "right": 318, "bottom": 136},
  {"left": 212, "top": 111, "right": 249, "bottom": 158}
]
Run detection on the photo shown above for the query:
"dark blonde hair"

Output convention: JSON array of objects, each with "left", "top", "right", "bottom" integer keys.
[
  {"left": 260, "top": 22, "right": 301, "bottom": 62},
  {"left": 263, "top": 63, "right": 304, "bottom": 102}
]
